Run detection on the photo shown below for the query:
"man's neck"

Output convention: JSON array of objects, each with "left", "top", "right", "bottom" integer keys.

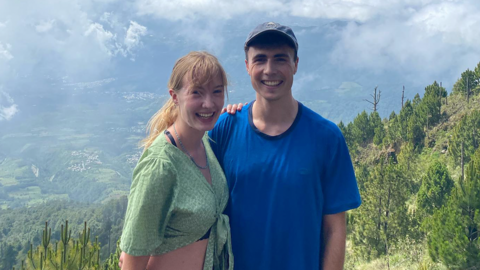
[{"left": 251, "top": 95, "right": 298, "bottom": 136}]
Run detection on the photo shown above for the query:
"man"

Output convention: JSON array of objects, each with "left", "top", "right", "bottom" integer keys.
[{"left": 209, "top": 22, "right": 361, "bottom": 270}]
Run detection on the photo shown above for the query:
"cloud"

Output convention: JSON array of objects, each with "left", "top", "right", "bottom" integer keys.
[
  {"left": 35, "top": 20, "right": 55, "bottom": 33},
  {"left": 0, "top": 0, "right": 150, "bottom": 84},
  {"left": 0, "top": 104, "right": 18, "bottom": 121},
  {"left": 124, "top": 21, "right": 147, "bottom": 53},
  {"left": 0, "top": 91, "right": 18, "bottom": 121},
  {"left": 0, "top": 42, "right": 13, "bottom": 60},
  {"left": 135, "top": 0, "right": 287, "bottom": 20},
  {"left": 329, "top": 0, "right": 480, "bottom": 86},
  {"left": 84, "top": 22, "right": 116, "bottom": 56}
]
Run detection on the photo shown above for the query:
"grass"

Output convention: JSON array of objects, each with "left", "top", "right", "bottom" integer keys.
[{"left": 345, "top": 238, "right": 448, "bottom": 270}]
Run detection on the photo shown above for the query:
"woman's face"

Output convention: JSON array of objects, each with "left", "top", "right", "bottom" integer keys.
[{"left": 172, "top": 73, "right": 225, "bottom": 133}]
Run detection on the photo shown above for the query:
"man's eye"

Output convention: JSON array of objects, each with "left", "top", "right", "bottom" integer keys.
[
  {"left": 192, "top": 91, "right": 200, "bottom": 95},
  {"left": 214, "top": 89, "right": 223, "bottom": 94}
]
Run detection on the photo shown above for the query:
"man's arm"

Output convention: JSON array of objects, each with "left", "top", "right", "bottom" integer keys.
[{"left": 322, "top": 212, "right": 346, "bottom": 270}]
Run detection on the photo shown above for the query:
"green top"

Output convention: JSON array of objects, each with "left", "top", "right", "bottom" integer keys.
[{"left": 120, "top": 133, "right": 233, "bottom": 270}]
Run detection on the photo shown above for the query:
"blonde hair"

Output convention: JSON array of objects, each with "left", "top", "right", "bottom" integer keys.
[{"left": 141, "top": 51, "right": 228, "bottom": 149}]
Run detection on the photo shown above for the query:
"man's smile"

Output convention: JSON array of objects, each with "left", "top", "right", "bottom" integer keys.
[{"left": 262, "top": 80, "right": 283, "bottom": 86}]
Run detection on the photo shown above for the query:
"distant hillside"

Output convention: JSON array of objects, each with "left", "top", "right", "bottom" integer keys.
[{"left": 342, "top": 62, "right": 480, "bottom": 269}]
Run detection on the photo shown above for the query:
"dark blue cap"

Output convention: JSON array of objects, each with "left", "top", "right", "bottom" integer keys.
[{"left": 244, "top": 22, "right": 298, "bottom": 51}]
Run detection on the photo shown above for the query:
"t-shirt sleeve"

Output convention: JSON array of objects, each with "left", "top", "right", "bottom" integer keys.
[
  {"left": 322, "top": 128, "right": 361, "bottom": 215},
  {"left": 208, "top": 112, "right": 230, "bottom": 168},
  {"left": 120, "top": 156, "right": 178, "bottom": 256}
]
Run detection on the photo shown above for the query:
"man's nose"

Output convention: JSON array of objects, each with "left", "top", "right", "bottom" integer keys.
[{"left": 264, "top": 59, "right": 276, "bottom": 75}]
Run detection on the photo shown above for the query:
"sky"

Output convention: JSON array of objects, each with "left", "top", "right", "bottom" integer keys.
[{"left": 1, "top": 0, "right": 480, "bottom": 122}]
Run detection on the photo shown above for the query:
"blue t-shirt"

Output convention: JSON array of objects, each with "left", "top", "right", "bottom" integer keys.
[{"left": 209, "top": 101, "right": 361, "bottom": 270}]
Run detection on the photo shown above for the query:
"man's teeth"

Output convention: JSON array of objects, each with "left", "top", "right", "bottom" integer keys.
[
  {"left": 198, "top": 113, "right": 214, "bottom": 118},
  {"left": 263, "top": 80, "right": 281, "bottom": 86}
]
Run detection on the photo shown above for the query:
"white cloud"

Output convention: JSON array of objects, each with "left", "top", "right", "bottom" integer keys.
[
  {"left": 409, "top": 1, "right": 480, "bottom": 46},
  {"left": 84, "top": 22, "right": 116, "bottom": 56},
  {"left": 0, "top": 91, "right": 17, "bottom": 121},
  {"left": 329, "top": 0, "right": 480, "bottom": 84},
  {"left": 124, "top": 21, "right": 147, "bottom": 52},
  {"left": 0, "top": 104, "right": 18, "bottom": 121},
  {"left": 35, "top": 20, "right": 55, "bottom": 33},
  {"left": 0, "top": 42, "right": 13, "bottom": 60},
  {"left": 135, "top": 0, "right": 287, "bottom": 20}
]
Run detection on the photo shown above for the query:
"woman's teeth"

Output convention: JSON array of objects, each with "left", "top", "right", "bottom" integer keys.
[{"left": 198, "top": 112, "right": 214, "bottom": 118}]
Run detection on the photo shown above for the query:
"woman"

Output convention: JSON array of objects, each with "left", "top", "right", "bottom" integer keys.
[{"left": 120, "top": 51, "right": 233, "bottom": 270}]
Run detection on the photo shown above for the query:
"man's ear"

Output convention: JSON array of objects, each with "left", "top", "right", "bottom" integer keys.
[
  {"left": 169, "top": 89, "right": 177, "bottom": 105},
  {"left": 293, "top": 57, "right": 299, "bottom": 75},
  {"left": 245, "top": 59, "right": 251, "bottom": 76}
]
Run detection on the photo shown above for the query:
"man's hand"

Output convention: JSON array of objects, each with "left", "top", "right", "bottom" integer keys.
[
  {"left": 322, "top": 212, "right": 346, "bottom": 270},
  {"left": 221, "top": 102, "right": 248, "bottom": 114}
]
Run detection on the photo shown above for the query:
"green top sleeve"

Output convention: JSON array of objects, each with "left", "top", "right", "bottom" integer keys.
[{"left": 120, "top": 154, "right": 178, "bottom": 256}]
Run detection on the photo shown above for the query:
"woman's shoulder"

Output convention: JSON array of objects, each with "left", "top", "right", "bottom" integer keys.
[{"left": 134, "top": 135, "right": 178, "bottom": 172}]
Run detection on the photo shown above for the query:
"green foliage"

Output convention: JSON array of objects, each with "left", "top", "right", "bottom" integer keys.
[
  {"left": 416, "top": 161, "right": 454, "bottom": 216},
  {"left": 427, "top": 149, "right": 480, "bottom": 269},
  {"left": 370, "top": 112, "right": 385, "bottom": 146},
  {"left": 384, "top": 112, "right": 401, "bottom": 145},
  {"left": 453, "top": 68, "right": 478, "bottom": 95},
  {"left": 352, "top": 111, "right": 373, "bottom": 146},
  {"left": 398, "top": 100, "right": 413, "bottom": 141},
  {"left": 449, "top": 110, "right": 480, "bottom": 165},
  {"left": 23, "top": 221, "right": 101, "bottom": 270},
  {"left": 351, "top": 159, "right": 411, "bottom": 259},
  {"left": 102, "top": 241, "right": 121, "bottom": 270},
  {"left": 1, "top": 243, "right": 19, "bottom": 270},
  {"left": 418, "top": 81, "right": 445, "bottom": 128},
  {"left": 0, "top": 198, "right": 127, "bottom": 267},
  {"left": 407, "top": 112, "right": 425, "bottom": 150}
]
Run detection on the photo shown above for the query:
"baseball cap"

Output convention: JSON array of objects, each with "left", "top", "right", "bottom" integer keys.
[{"left": 244, "top": 22, "right": 298, "bottom": 51}]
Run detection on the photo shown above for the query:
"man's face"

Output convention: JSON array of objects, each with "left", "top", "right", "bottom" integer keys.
[{"left": 245, "top": 45, "right": 298, "bottom": 102}]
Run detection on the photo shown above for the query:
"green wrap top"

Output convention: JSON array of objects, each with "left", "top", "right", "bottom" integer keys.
[{"left": 120, "top": 133, "right": 233, "bottom": 270}]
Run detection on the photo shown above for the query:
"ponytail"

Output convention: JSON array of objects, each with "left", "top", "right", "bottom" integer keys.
[{"left": 140, "top": 98, "right": 178, "bottom": 149}]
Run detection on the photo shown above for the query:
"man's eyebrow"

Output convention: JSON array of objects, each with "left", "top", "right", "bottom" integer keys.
[
  {"left": 252, "top": 54, "right": 267, "bottom": 60},
  {"left": 274, "top": 53, "right": 289, "bottom": 58},
  {"left": 214, "top": 84, "right": 224, "bottom": 89}
]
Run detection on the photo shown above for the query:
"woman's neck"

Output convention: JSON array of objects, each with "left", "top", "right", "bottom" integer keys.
[{"left": 171, "top": 120, "right": 204, "bottom": 153}]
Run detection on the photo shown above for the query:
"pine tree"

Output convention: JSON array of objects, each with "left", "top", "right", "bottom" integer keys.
[
  {"left": 417, "top": 161, "right": 454, "bottom": 217},
  {"left": 23, "top": 220, "right": 101, "bottom": 270},
  {"left": 449, "top": 110, "right": 480, "bottom": 165},
  {"left": 407, "top": 112, "right": 425, "bottom": 150},
  {"left": 351, "top": 159, "right": 410, "bottom": 260},
  {"left": 370, "top": 112, "right": 385, "bottom": 146},
  {"left": 398, "top": 100, "right": 413, "bottom": 141},
  {"left": 427, "top": 148, "right": 480, "bottom": 269},
  {"left": 352, "top": 111, "right": 372, "bottom": 146},
  {"left": 453, "top": 69, "right": 478, "bottom": 98}
]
